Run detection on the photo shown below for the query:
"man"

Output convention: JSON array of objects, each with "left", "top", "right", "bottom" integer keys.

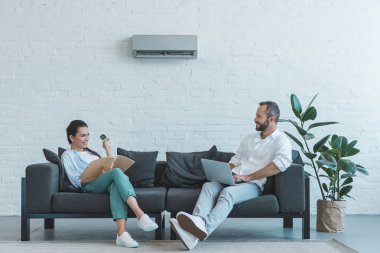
[{"left": 170, "top": 101, "right": 292, "bottom": 250}]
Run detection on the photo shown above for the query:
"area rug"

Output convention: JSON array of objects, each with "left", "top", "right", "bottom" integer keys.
[{"left": 0, "top": 240, "right": 357, "bottom": 253}]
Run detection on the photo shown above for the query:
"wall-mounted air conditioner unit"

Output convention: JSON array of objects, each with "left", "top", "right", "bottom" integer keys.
[{"left": 132, "top": 35, "right": 197, "bottom": 58}]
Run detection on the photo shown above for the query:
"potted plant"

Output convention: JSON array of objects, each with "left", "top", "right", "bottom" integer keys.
[{"left": 280, "top": 94, "right": 368, "bottom": 232}]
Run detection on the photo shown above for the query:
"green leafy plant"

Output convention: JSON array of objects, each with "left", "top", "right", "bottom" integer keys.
[
  {"left": 280, "top": 94, "right": 368, "bottom": 200},
  {"left": 316, "top": 135, "right": 368, "bottom": 200}
]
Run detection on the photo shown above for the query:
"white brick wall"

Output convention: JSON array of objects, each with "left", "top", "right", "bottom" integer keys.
[{"left": 1, "top": 0, "right": 379, "bottom": 215}]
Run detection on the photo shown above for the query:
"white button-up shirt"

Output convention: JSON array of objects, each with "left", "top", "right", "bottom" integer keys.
[{"left": 229, "top": 129, "right": 292, "bottom": 191}]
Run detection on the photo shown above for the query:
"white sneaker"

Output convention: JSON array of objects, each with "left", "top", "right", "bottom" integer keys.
[
  {"left": 116, "top": 232, "right": 138, "bottom": 248},
  {"left": 177, "top": 211, "right": 208, "bottom": 240},
  {"left": 170, "top": 218, "right": 199, "bottom": 250},
  {"left": 137, "top": 214, "right": 159, "bottom": 231}
]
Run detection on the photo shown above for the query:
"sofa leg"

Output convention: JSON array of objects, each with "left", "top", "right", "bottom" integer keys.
[
  {"left": 283, "top": 218, "right": 293, "bottom": 228},
  {"left": 302, "top": 216, "right": 310, "bottom": 239},
  {"left": 21, "top": 215, "right": 30, "bottom": 241},
  {"left": 170, "top": 212, "right": 177, "bottom": 240},
  {"left": 161, "top": 212, "right": 166, "bottom": 229},
  {"left": 170, "top": 227, "right": 177, "bottom": 240},
  {"left": 21, "top": 178, "right": 30, "bottom": 241},
  {"left": 44, "top": 218, "right": 54, "bottom": 229},
  {"left": 303, "top": 176, "right": 311, "bottom": 239},
  {"left": 155, "top": 214, "right": 162, "bottom": 240}
]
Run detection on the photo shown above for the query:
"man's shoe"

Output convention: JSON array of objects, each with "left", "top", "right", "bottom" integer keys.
[
  {"left": 170, "top": 218, "right": 199, "bottom": 250},
  {"left": 116, "top": 232, "right": 139, "bottom": 248},
  {"left": 137, "top": 214, "right": 159, "bottom": 231},
  {"left": 177, "top": 211, "right": 208, "bottom": 241}
]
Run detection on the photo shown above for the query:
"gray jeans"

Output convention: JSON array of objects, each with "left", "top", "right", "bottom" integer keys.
[{"left": 193, "top": 181, "right": 262, "bottom": 235}]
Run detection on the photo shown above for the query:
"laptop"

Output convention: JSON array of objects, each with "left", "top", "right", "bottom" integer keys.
[{"left": 201, "top": 158, "right": 243, "bottom": 186}]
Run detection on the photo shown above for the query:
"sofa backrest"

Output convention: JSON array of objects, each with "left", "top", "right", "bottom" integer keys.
[
  {"left": 153, "top": 150, "right": 304, "bottom": 190},
  {"left": 154, "top": 161, "right": 167, "bottom": 187}
]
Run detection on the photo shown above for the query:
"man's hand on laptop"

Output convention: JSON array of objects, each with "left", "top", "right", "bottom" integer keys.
[{"left": 233, "top": 174, "right": 252, "bottom": 182}]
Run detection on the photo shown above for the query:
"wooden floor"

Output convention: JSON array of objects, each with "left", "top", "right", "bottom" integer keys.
[{"left": 1, "top": 214, "right": 379, "bottom": 253}]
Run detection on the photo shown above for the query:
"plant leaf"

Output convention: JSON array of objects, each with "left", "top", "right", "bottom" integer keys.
[
  {"left": 291, "top": 94, "right": 302, "bottom": 119},
  {"left": 313, "top": 135, "right": 330, "bottom": 153},
  {"left": 288, "top": 120, "right": 307, "bottom": 136},
  {"left": 340, "top": 136, "right": 349, "bottom": 156},
  {"left": 345, "top": 147, "right": 360, "bottom": 157},
  {"left": 340, "top": 185, "right": 352, "bottom": 198},
  {"left": 347, "top": 140, "right": 358, "bottom": 149},
  {"left": 302, "top": 106, "right": 317, "bottom": 121},
  {"left": 341, "top": 177, "right": 353, "bottom": 187},
  {"left": 338, "top": 159, "right": 357, "bottom": 175},
  {"left": 327, "top": 148, "right": 341, "bottom": 157},
  {"left": 321, "top": 167, "right": 335, "bottom": 177},
  {"left": 356, "top": 165, "right": 369, "bottom": 175},
  {"left": 303, "top": 152, "right": 317, "bottom": 160},
  {"left": 319, "top": 145, "right": 329, "bottom": 152},
  {"left": 341, "top": 173, "right": 352, "bottom": 178},
  {"left": 322, "top": 183, "right": 329, "bottom": 193},
  {"left": 278, "top": 119, "right": 289, "bottom": 123},
  {"left": 284, "top": 132, "right": 304, "bottom": 149},
  {"left": 305, "top": 133, "right": 315, "bottom": 140},
  {"left": 305, "top": 93, "right": 318, "bottom": 111},
  {"left": 331, "top": 135, "right": 343, "bottom": 150},
  {"left": 308, "top": 122, "right": 338, "bottom": 130},
  {"left": 304, "top": 171, "right": 315, "bottom": 178},
  {"left": 316, "top": 152, "right": 337, "bottom": 170}
]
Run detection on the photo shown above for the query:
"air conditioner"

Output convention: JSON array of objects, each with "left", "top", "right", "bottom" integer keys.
[{"left": 132, "top": 35, "right": 197, "bottom": 58}]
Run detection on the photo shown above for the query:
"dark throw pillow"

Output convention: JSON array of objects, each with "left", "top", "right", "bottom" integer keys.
[
  {"left": 161, "top": 145, "right": 218, "bottom": 188},
  {"left": 117, "top": 148, "right": 158, "bottom": 188},
  {"left": 292, "top": 150, "right": 304, "bottom": 166},
  {"left": 42, "top": 148, "right": 80, "bottom": 192},
  {"left": 58, "top": 147, "right": 66, "bottom": 159},
  {"left": 216, "top": 151, "right": 235, "bottom": 163}
]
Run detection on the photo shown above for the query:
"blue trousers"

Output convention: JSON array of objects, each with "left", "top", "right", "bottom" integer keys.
[{"left": 193, "top": 181, "right": 262, "bottom": 235}]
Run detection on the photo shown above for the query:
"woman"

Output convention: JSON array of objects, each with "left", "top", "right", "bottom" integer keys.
[{"left": 61, "top": 120, "right": 158, "bottom": 248}]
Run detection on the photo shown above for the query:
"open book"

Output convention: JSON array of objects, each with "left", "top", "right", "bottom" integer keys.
[{"left": 79, "top": 155, "right": 135, "bottom": 180}]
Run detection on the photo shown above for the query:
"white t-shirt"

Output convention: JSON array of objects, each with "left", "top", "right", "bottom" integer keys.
[
  {"left": 77, "top": 150, "right": 99, "bottom": 164},
  {"left": 61, "top": 150, "right": 100, "bottom": 188},
  {"left": 229, "top": 129, "right": 293, "bottom": 191}
]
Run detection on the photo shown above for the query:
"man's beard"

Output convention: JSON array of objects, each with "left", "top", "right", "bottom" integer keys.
[{"left": 255, "top": 120, "right": 269, "bottom": 131}]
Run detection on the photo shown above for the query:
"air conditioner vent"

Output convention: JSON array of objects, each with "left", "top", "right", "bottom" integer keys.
[{"left": 132, "top": 35, "right": 197, "bottom": 59}]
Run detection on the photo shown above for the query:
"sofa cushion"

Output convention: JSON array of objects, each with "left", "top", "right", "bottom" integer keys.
[
  {"left": 166, "top": 188, "right": 279, "bottom": 216},
  {"left": 229, "top": 194, "right": 279, "bottom": 216},
  {"left": 161, "top": 146, "right": 218, "bottom": 188},
  {"left": 42, "top": 148, "right": 80, "bottom": 193},
  {"left": 52, "top": 187, "right": 167, "bottom": 214},
  {"left": 117, "top": 148, "right": 158, "bottom": 188},
  {"left": 166, "top": 188, "right": 203, "bottom": 213}
]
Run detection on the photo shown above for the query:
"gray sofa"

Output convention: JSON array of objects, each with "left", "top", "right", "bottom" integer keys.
[
  {"left": 165, "top": 163, "right": 310, "bottom": 240},
  {"left": 21, "top": 156, "right": 310, "bottom": 241}
]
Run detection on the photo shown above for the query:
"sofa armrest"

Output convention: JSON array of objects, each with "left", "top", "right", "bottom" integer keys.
[
  {"left": 275, "top": 164, "right": 305, "bottom": 213},
  {"left": 26, "top": 163, "right": 59, "bottom": 213}
]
